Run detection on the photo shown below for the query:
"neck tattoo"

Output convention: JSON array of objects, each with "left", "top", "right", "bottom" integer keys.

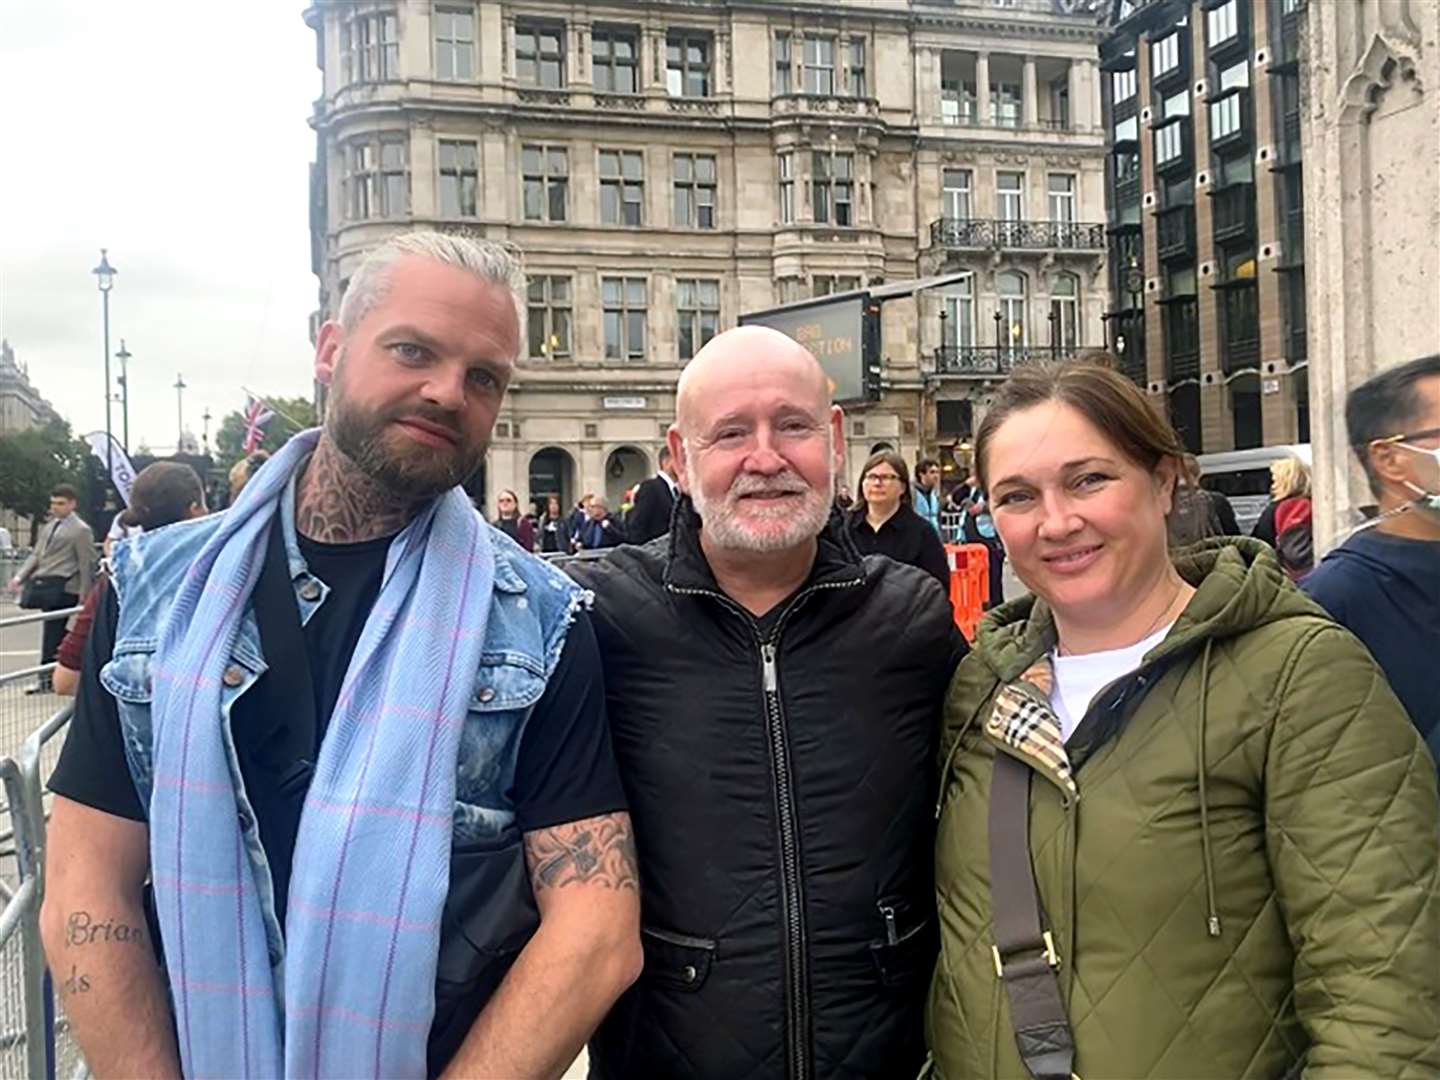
[{"left": 293, "top": 438, "right": 421, "bottom": 544}]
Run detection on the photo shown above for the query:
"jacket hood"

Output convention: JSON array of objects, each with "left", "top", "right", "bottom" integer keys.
[{"left": 972, "top": 537, "right": 1322, "bottom": 681}]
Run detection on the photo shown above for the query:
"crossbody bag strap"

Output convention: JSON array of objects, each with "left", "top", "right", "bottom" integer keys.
[{"left": 988, "top": 751, "right": 1078, "bottom": 1080}]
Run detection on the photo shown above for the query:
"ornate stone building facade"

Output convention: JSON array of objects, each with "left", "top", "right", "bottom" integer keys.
[
  {"left": 1300, "top": 0, "right": 1438, "bottom": 549},
  {"left": 0, "top": 339, "right": 64, "bottom": 540},
  {"left": 1099, "top": 0, "right": 1311, "bottom": 458},
  {"left": 305, "top": 0, "right": 1107, "bottom": 510}
]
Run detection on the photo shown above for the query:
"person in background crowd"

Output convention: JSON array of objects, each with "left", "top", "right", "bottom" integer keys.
[
  {"left": 960, "top": 491, "right": 1007, "bottom": 609},
  {"left": 947, "top": 476, "right": 979, "bottom": 513},
  {"left": 848, "top": 450, "right": 950, "bottom": 591},
  {"left": 930, "top": 361, "right": 1439, "bottom": 1080},
  {"left": 568, "top": 493, "right": 594, "bottom": 543},
  {"left": 53, "top": 463, "right": 209, "bottom": 698},
  {"left": 493, "top": 488, "right": 536, "bottom": 551},
  {"left": 570, "top": 326, "right": 964, "bottom": 1080},
  {"left": 913, "top": 457, "right": 943, "bottom": 534},
  {"left": 1250, "top": 457, "right": 1313, "bottom": 577},
  {"left": 9, "top": 483, "right": 97, "bottom": 695},
  {"left": 1305, "top": 353, "right": 1440, "bottom": 762},
  {"left": 1166, "top": 453, "right": 1239, "bottom": 547},
  {"left": 625, "top": 446, "right": 680, "bottom": 545},
  {"left": 834, "top": 481, "right": 854, "bottom": 511},
  {"left": 227, "top": 450, "right": 271, "bottom": 505},
  {"left": 41, "top": 232, "right": 640, "bottom": 1079},
  {"left": 575, "top": 495, "right": 624, "bottom": 550},
  {"left": 537, "top": 493, "right": 575, "bottom": 555},
  {"left": 0, "top": 524, "right": 12, "bottom": 551}
]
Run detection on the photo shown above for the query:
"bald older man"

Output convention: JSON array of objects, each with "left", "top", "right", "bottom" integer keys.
[{"left": 569, "top": 327, "right": 965, "bottom": 1080}]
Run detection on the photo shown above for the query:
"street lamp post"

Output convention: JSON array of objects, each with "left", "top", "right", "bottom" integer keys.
[
  {"left": 174, "top": 374, "right": 188, "bottom": 449},
  {"left": 938, "top": 307, "right": 949, "bottom": 371},
  {"left": 115, "top": 340, "right": 132, "bottom": 454},
  {"left": 1048, "top": 308, "right": 1059, "bottom": 363},
  {"left": 92, "top": 249, "right": 117, "bottom": 493},
  {"left": 993, "top": 309, "right": 1004, "bottom": 372}
]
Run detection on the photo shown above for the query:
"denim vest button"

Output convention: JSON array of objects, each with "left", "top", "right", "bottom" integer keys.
[
  {"left": 299, "top": 580, "right": 321, "bottom": 602},
  {"left": 477, "top": 687, "right": 496, "bottom": 704},
  {"left": 222, "top": 664, "right": 245, "bottom": 688}
]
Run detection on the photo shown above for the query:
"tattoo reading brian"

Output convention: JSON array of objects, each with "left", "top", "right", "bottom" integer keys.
[
  {"left": 527, "top": 813, "right": 639, "bottom": 893},
  {"left": 65, "top": 911, "right": 147, "bottom": 949}
]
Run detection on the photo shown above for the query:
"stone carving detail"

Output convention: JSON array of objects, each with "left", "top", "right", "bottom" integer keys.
[
  {"left": 668, "top": 98, "right": 722, "bottom": 116},
  {"left": 595, "top": 93, "right": 647, "bottom": 111},
  {"left": 1339, "top": 1, "right": 1426, "bottom": 121},
  {"left": 517, "top": 88, "right": 571, "bottom": 106}
]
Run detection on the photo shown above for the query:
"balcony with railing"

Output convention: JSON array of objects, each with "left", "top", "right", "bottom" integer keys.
[
  {"left": 933, "top": 345, "right": 1078, "bottom": 377},
  {"left": 929, "top": 217, "right": 1106, "bottom": 252}
]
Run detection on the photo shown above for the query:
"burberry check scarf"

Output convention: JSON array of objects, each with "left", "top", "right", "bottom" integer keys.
[{"left": 148, "top": 428, "right": 494, "bottom": 1077}]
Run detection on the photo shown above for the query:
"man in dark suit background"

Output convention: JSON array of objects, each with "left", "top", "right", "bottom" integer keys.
[{"left": 625, "top": 447, "right": 679, "bottom": 544}]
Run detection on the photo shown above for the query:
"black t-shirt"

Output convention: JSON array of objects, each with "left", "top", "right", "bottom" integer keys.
[
  {"left": 50, "top": 541, "right": 626, "bottom": 842},
  {"left": 296, "top": 532, "right": 392, "bottom": 728}
]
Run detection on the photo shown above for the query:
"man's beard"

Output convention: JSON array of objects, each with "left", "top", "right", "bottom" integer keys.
[
  {"left": 688, "top": 449, "right": 834, "bottom": 554},
  {"left": 327, "top": 387, "right": 485, "bottom": 501}
]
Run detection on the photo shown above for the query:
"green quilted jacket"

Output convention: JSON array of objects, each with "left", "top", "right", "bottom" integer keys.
[{"left": 928, "top": 539, "right": 1440, "bottom": 1079}]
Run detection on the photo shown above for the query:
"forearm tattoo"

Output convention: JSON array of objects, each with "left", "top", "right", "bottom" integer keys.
[
  {"left": 57, "top": 910, "right": 150, "bottom": 998},
  {"left": 525, "top": 813, "right": 639, "bottom": 893}
]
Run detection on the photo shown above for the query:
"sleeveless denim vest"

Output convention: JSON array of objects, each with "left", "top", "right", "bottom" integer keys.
[{"left": 102, "top": 479, "right": 584, "bottom": 971}]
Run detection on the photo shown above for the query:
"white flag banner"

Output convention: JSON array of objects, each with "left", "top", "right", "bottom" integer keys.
[{"left": 84, "top": 431, "right": 138, "bottom": 506}]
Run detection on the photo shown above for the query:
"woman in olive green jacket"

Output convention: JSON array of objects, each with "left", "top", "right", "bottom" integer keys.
[{"left": 928, "top": 363, "right": 1440, "bottom": 1080}]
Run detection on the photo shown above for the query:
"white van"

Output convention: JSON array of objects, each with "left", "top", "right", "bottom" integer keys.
[{"left": 1196, "top": 444, "right": 1311, "bottom": 535}]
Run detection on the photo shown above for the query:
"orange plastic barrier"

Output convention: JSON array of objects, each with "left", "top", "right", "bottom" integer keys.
[{"left": 945, "top": 543, "right": 990, "bottom": 643}]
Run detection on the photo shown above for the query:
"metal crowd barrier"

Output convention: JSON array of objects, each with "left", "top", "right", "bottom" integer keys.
[
  {"left": 0, "top": 700, "right": 86, "bottom": 1079},
  {"left": 0, "top": 606, "right": 88, "bottom": 1079}
]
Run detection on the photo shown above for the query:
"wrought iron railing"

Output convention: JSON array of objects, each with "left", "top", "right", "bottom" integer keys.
[
  {"left": 932, "top": 345, "right": 1076, "bottom": 376},
  {"left": 1166, "top": 350, "right": 1201, "bottom": 381},
  {"left": 929, "top": 218, "right": 1106, "bottom": 251}
]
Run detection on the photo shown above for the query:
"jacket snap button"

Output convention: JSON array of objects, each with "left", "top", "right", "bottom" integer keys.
[
  {"left": 222, "top": 664, "right": 245, "bottom": 688},
  {"left": 299, "top": 580, "right": 321, "bottom": 602},
  {"left": 477, "top": 687, "right": 496, "bottom": 704},
  {"left": 682, "top": 965, "right": 697, "bottom": 983}
]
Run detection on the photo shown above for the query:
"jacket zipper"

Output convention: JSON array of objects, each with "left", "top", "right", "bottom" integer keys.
[{"left": 668, "top": 576, "right": 859, "bottom": 1080}]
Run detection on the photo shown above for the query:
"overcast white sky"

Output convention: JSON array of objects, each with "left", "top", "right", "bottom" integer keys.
[{"left": 0, "top": 1, "right": 320, "bottom": 453}]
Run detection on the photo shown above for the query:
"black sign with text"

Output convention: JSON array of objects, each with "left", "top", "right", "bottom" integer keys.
[{"left": 739, "top": 295, "right": 879, "bottom": 403}]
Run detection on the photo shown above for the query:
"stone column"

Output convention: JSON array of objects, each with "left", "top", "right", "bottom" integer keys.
[
  {"left": 976, "top": 52, "right": 992, "bottom": 126},
  {"left": 1022, "top": 57, "right": 1039, "bottom": 127},
  {"left": 1068, "top": 60, "right": 1084, "bottom": 131}
]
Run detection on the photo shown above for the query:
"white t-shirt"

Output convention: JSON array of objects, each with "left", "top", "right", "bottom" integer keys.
[{"left": 1050, "top": 623, "right": 1173, "bottom": 744}]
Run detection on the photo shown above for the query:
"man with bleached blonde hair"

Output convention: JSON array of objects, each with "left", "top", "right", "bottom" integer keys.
[{"left": 569, "top": 325, "right": 966, "bottom": 1079}]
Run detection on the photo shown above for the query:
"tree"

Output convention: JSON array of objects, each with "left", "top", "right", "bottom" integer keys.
[
  {"left": 214, "top": 395, "right": 319, "bottom": 469},
  {"left": 0, "top": 420, "right": 98, "bottom": 543}
]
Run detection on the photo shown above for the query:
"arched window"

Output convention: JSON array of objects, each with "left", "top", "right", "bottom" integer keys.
[
  {"left": 942, "top": 273, "right": 975, "bottom": 350},
  {"left": 1050, "top": 273, "right": 1079, "bottom": 352},
  {"left": 998, "top": 271, "right": 1028, "bottom": 356}
]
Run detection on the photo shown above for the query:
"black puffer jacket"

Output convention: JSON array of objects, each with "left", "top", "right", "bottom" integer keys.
[{"left": 570, "top": 501, "right": 963, "bottom": 1080}]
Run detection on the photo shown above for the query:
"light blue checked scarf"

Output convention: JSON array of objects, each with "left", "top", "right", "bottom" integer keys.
[{"left": 148, "top": 428, "right": 494, "bottom": 1078}]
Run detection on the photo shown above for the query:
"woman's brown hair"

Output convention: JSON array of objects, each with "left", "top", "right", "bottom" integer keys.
[
  {"left": 855, "top": 449, "right": 912, "bottom": 514},
  {"left": 974, "top": 361, "right": 1187, "bottom": 491}
]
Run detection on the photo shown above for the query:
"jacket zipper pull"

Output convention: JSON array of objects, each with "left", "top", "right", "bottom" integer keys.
[
  {"left": 879, "top": 903, "right": 900, "bottom": 946},
  {"left": 761, "top": 642, "right": 778, "bottom": 693}
]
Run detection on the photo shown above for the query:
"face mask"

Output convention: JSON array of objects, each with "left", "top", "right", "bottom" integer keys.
[
  {"left": 1398, "top": 443, "right": 1440, "bottom": 514},
  {"left": 975, "top": 513, "right": 997, "bottom": 539}
]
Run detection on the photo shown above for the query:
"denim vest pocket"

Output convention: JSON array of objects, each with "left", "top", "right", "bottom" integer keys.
[{"left": 453, "top": 656, "right": 547, "bottom": 847}]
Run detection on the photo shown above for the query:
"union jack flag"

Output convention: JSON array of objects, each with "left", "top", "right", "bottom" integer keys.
[{"left": 241, "top": 395, "right": 274, "bottom": 454}]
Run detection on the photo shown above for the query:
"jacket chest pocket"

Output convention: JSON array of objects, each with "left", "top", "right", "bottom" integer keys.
[{"left": 454, "top": 656, "right": 549, "bottom": 839}]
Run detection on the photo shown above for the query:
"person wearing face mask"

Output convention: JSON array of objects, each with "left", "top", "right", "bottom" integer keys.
[
  {"left": 1304, "top": 354, "right": 1440, "bottom": 762},
  {"left": 928, "top": 361, "right": 1439, "bottom": 1080}
]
